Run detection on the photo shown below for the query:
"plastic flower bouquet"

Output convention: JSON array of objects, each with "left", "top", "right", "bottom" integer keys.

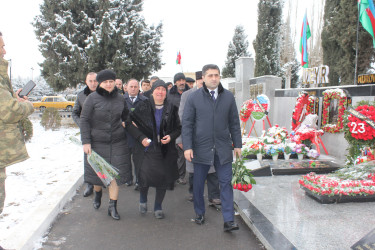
[
  {"left": 265, "top": 145, "right": 280, "bottom": 156},
  {"left": 295, "top": 143, "right": 309, "bottom": 155},
  {"left": 250, "top": 139, "right": 266, "bottom": 155},
  {"left": 284, "top": 143, "right": 294, "bottom": 155},
  {"left": 307, "top": 149, "right": 320, "bottom": 159},
  {"left": 266, "top": 124, "right": 289, "bottom": 143},
  {"left": 70, "top": 136, "right": 120, "bottom": 187}
]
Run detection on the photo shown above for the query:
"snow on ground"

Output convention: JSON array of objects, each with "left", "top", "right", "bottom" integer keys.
[{"left": 0, "top": 116, "right": 82, "bottom": 246}]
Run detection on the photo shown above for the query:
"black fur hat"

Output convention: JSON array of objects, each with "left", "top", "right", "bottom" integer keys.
[{"left": 96, "top": 69, "right": 116, "bottom": 84}]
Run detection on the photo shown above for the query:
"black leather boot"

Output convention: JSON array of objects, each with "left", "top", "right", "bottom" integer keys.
[
  {"left": 108, "top": 199, "right": 120, "bottom": 220},
  {"left": 93, "top": 190, "right": 102, "bottom": 209},
  {"left": 83, "top": 183, "right": 94, "bottom": 197}
]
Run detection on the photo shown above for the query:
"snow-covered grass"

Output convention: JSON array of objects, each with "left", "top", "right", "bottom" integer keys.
[{"left": 0, "top": 117, "right": 82, "bottom": 248}]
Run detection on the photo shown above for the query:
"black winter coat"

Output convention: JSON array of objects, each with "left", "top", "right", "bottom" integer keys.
[
  {"left": 80, "top": 87, "right": 130, "bottom": 186},
  {"left": 72, "top": 86, "right": 91, "bottom": 127},
  {"left": 126, "top": 96, "right": 181, "bottom": 189},
  {"left": 167, "top": 84, "right": 190, "bottom": 108},
  {"left": 182, "top": 83, "right": 242, "bottom": 166}
]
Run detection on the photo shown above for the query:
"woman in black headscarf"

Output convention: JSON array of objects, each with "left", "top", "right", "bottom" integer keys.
[{"left": 126, "top": 80, "right": 180, "bottom": 219}]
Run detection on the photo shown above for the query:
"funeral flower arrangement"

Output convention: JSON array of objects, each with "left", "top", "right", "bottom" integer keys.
[
  {"left": 265, "top": 144, "right": 283, "bottom": 156},
  {"left": 263, "top": 125, "right": 289, "bottom": 144},
  {"left": 242, "top": 138, "right": 265, "bottom": 156},
  {"left": 343, "top": 101, "right": 375, "bottom": 165},
  {"left": 299, "top": 161, "right": 375, "bottom": 196},
  {"left": 307, "top": 149, "right": 320, "bottom": 159},
  {"left": 291, "top": 92, "right": 309, "bottom": 130},
  {"left": 239, "top": 99, "right": 254, "bottom": 123},
  {"left": 321, "top": 88, "right": 348, "bottom": 133},
  {"left": 295, "top": 143, "right": 310, "bottom": 155},
  {"left": 232, "top": 157, "right": 256, "bottom": 192}
]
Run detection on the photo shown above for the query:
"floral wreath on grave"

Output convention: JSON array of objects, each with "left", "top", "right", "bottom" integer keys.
[
  {"left": 239, "top": 99, "right": 254, "bottom": 123},
  {"left": 291, "top": 91, "right": 309, "bottom": 130},
  {"left": 307, "top": 95, "right": 319, "bottom": 114},
  {"left": 321, "top": 89, "right": 348, "bottom": 133},
  {"left": 299, "top": 161, "right": 375, "bottom": 197},
  {"left": 343, "top": 100, "right": 375, "bottom": 165},
  {"left": 251, "top": 94, "right": 270, "bottom": 121}
]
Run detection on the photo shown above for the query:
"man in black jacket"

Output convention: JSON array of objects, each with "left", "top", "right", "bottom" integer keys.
[
  {"left": 168, "top": 72, "right": 190, "bottom": 185},
  {"left": 124, "top": 79, "right": 148, "bottom": 190},
  {"left": 142, "top": 76, "right": 159, "bottom": 98},
  {"left": 72, "top": 72, "right": 98, "bottom": 197},
  {"left": 182, "top": 64, "right": 242, "bottom": 232}
]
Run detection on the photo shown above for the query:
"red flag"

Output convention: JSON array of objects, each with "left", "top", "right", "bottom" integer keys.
[{"left": 176, "top": 51, "right": 181, "bottom": 65}]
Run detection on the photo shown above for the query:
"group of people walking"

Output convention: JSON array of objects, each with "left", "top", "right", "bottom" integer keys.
[{"left": 71, "top": 64, "right": 242, "bottom": 232}]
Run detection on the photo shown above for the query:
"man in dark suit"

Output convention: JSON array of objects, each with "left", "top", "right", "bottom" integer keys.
[
  {"left": 182, "top": 64, "right": 242, "bottom": 232},
  {"left": 72, "top": 72, "right": 98, "bottom": 197},
  {"left": 124, "top": 78, "right": 148, "bottom": 190}
]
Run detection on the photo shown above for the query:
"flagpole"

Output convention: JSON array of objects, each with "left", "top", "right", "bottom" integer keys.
[{"left": 354, "top": 1, "right": 361, "bottom": 85}]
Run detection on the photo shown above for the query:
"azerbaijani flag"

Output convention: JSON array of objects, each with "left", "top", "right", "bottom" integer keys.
[
  {"left": 299, "top": 12, "right": 311, "bottom": 68},
  {"left": 176, "top": 51, "right": 181, "bottom": 65},
  {"left": 358, "top": 0, "right": 375, "bottom": 47}
]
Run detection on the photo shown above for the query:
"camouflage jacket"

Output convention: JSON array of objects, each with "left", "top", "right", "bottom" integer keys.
[{"left": 0, "top": 58, "right": 34, "bottom": 168}]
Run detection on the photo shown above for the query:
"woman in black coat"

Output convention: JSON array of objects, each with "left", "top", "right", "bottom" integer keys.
[
  {"left": 126, "top": 80, "right": 181, "bottom": 219},
  {"left": 80, "top": 69, "right": 130, "bottom": 220}
]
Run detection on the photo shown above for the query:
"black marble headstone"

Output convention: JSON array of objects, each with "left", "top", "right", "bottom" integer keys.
[{"left": 351, "top": 228, "right": 375, "bottom": 250}]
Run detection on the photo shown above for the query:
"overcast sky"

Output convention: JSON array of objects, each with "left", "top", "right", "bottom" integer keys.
[{"left": 0, "top": 0, "right": 313, "bottom": 81}]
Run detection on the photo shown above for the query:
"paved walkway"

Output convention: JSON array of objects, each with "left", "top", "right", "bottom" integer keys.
[{"left": 42, "top": 183, "right": 265, "bottom": 250}]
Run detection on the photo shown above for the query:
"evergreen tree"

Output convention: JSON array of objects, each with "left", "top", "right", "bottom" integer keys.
[
  {"left": 253, "top": 0, "right": 283, "bottom": 77},
  {"left": 33, "top": 0, "right": 163, "bottom": 91},
  {"left": 222, "top": 25, "right": 250, "bottom": 78},
  {"left": 322, "top": 0, "right": 374, "bottom": 85}
]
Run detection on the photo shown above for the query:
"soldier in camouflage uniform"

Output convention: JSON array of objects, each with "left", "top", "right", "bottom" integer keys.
[{"left": 0, "top": 32, "right": 34, "bottom": 215}]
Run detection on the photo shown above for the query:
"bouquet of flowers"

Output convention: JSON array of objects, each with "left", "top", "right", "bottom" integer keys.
[
  {"left": 295, "top": 143, "right": 309, "bottom": 155},
  {"left": 307, "top": 149, "right": 320, "bottom": 159},
  {"left": 265, "top": 125, "right": 289, "bottom": 144},
  {"left": 284, "top": 143, "right": 294, "bottom": 155},
  {"left": 70, "top": 136, "right": 120, "bottom": 187},
  {"left": 265, "top": 144, "right": 281, "bottom": 156},
  {"left": 248, "top": 139, "right": 265, "bottom": 155},
  {"left": 232, "top": 157, "right": 256, "bottom": 192}
]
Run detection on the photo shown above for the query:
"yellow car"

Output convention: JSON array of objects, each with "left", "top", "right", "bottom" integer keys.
[{"left": 32, "top": 96, "right": 75, "bottom": 112}]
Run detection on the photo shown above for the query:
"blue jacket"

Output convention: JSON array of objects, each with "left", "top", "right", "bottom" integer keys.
[
  {"left": 124, "top": 92, "right": 148, "bottom": 148},
  {"left": 182, "top": 83, "right": 241, "bottom": 166}
]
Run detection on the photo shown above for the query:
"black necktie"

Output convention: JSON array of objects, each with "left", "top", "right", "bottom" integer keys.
[
  {"left": 210, "top": 91, "right": 216, "bottom": 101},
  {"left": 130, "top": 97, "right": 135, "bottom": 103}
]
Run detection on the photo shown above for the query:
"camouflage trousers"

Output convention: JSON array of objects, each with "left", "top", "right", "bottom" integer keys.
[{"left": 0, "top": 168, "right": 5, "bottom": 214}]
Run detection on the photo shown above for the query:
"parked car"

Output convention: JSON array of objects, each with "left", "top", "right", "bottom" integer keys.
[{"left": 32, "top": 96, "right": 75, "bottom": 112}]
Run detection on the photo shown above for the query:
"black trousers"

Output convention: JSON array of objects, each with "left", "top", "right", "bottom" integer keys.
[{"left": 125, "top": 147, "right": 139, "bottom": 183}]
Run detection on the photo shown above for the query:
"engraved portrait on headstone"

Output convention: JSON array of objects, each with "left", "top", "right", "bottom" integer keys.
[{"left": 329, "top": 98, "right": 339, "bottom": 124}]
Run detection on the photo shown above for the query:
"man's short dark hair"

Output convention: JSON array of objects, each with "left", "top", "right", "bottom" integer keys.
[
  {"left": 202, "top": 64, "right": 220, "bottom": 75},
  {"left": 0, "top": 31, "right": 2, "bottom": 36},
  {"left": 141, "top": 79, "right": 150, "bottom": 86}
]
